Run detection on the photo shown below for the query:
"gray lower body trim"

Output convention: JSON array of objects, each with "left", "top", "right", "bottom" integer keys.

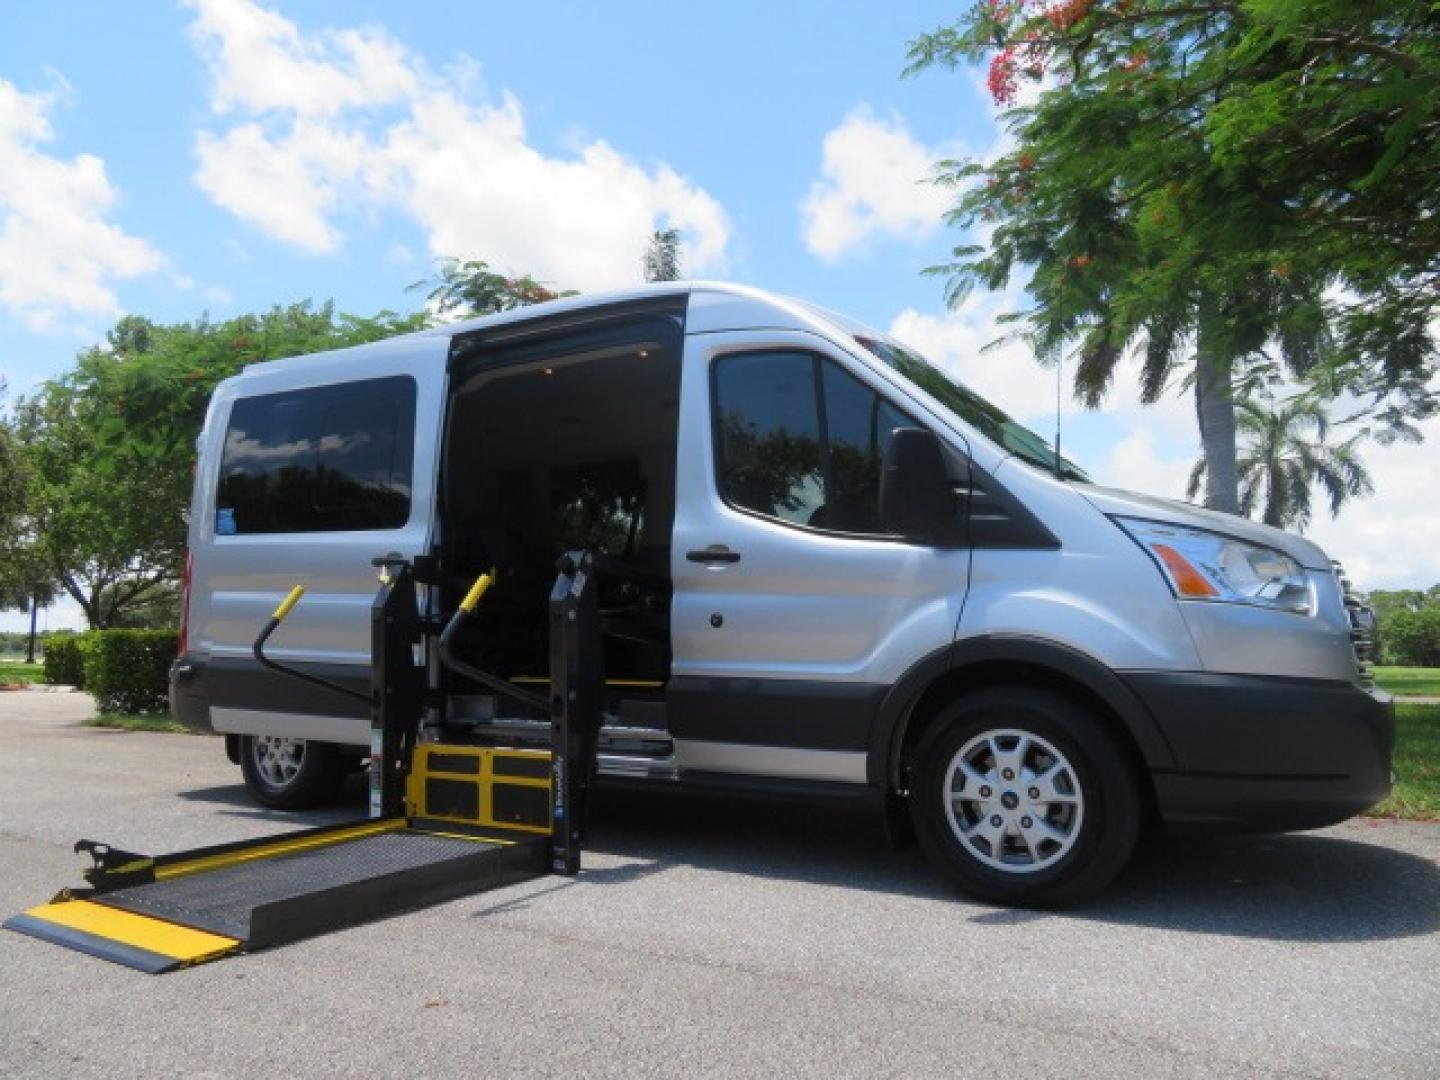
[
  {"left": 673, "top": 738, "right": 867, "bottom": 784},
  {"left": 211, "top": 707, "right": 369, "bottom": 746}
]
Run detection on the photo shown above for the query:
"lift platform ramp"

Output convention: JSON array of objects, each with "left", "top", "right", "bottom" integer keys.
[{"left": 5, "top": 552, "right": 605, "bottom": 974}]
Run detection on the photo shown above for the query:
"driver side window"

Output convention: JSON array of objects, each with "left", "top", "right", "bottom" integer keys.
[{"left": 712, "top": 349, "right": 912, "bottom": 536}]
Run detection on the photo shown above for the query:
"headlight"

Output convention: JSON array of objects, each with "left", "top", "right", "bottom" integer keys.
[{"left": 1113, "top": 517, "right": 1313, "bottom": 615}]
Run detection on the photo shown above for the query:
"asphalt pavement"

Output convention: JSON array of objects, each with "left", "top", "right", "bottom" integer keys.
[{"left": 1, "top": 690, "right": 1437, "bottom": 1078}]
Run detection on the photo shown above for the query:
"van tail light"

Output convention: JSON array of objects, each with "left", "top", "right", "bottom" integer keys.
[{"left": 178, "top": 550, "right": 193, "bottom": 658}]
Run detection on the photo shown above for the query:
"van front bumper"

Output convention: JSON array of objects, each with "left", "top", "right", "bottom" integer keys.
[{"left": 1120, "top": 672, "right": 1394, "bottom": 832}]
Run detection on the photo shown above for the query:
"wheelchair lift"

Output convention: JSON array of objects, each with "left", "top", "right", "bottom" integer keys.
[{"left": 4, "top": 552, "right": 605, "bottom": 974}]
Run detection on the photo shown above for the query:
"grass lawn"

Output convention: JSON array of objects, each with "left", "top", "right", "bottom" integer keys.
[
  {"left": 0, "top": 658, "right": 44, "bottom": 685},
  {"left": 1368, "top": 703, "right": 1440, "bottom": 821},
  {"left": 84, "top": 712, "right": 189, "bottom": 734},
  {"left": 1374, "top": 666, "right": 1440, "bottom": 698}
]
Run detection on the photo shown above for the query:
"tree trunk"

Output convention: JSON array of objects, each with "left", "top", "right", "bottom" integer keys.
[
  {"left": 25, "top": 595, "right": 38, "bottom": 664},
  {"left": 1195, "top": 327, "right": 1239, "bottom": 515}
]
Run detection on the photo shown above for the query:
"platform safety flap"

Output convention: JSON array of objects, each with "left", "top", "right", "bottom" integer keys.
[{"left": 4, "top": 900, "right": 241, "bottom": 974}]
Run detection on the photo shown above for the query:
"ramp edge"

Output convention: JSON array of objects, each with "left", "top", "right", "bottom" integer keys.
[{"left": 4, "top": 913, "right": 234, "bottom": 974}]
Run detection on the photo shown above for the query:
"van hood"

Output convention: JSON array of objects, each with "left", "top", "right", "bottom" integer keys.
[{"left": 1076, "top": 484, "right": 1333, "bottom": 570}]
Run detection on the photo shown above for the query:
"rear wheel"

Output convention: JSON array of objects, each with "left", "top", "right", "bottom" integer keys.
[
  {"left": 239, "top": 735, "right": 346, "bottom": 810},
  {"left": 909, "top": 687, "right": 1141, "bottom": 907}
]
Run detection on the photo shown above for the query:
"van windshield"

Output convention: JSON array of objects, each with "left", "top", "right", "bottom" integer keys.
[{"left": 855, "top": 336, "right": 1088, "bottom": 481}]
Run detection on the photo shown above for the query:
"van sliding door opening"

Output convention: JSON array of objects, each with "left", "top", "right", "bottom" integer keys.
[{"left": 440, "top": 323, "right": 683, "bottom": 710}]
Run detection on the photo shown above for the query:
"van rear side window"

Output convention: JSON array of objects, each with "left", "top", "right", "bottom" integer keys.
[{"left": 216, "top": 376, "right": 417, "bottom": 534}]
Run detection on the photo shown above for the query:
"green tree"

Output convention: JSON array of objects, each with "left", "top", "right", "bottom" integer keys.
[
  {"left": 0, "top": 382, "right": 25, "bottom": 559},
  {"left": 1366, "top": 584, "right": 1440, "bottom": 626},
  {"left": 9, "top": 302, "right": 426, "bottom": 628},
  {"left": 907, "top": 1, "right": 1440, "bottom": 513},
  {"left": 642, "top": 228, "right": 683, "bottom": 283},
  {"left": 1385, "top": 608, "right": 1440, "bottom": 667},
  {"left": 413, "top": 257, "right": 577, "bottom": 319},
  {"left": 1186, "top": 394, "right": 1372, "bottom": 529},
  {"left": 0, "top": 382, "right": 57, "bottom": 658}
]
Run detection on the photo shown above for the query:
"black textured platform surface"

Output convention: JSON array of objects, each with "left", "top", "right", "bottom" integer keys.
[{"left": 93, "top": 831, "right": 526, "bottom": 944}]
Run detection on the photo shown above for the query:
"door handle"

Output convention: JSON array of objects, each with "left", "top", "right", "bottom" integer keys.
[{"left": 686, "top": 547, "right": 741, "bottom": 565}]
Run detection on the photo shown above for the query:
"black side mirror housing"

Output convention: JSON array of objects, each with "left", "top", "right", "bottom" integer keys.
[{"left": 879, "top": 428, "right": 963, "bottom": 542}]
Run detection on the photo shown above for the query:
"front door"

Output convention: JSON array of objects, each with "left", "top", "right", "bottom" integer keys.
[{"left": 668, "top": 330, "right": 971, "bottom": 783}]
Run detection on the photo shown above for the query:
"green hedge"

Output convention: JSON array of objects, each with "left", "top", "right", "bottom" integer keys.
[
  {"left": 79, "top": 630, "right": 178, "bottom": 714},
  {"left": 43, "top": 634, "right": 89, "bottom": 688},
  {"left": 1384, "top": 609, "right": 1440, "bottom": 668}
]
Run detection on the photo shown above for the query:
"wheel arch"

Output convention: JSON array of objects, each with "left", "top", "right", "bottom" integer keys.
[{"left": 870, "top": 635, "right": 1177, "bottom": 791}]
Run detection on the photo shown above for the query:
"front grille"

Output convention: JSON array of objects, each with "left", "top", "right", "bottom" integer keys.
[{"left": 1332, "top": 561, "right": 1377, "bottom": 688}]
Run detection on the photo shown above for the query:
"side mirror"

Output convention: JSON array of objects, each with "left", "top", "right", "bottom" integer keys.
[{"left": 879, "top": 428, "right": 961, "bottom": 540}]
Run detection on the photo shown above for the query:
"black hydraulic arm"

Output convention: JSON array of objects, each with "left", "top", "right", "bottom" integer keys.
[
  {"left": 253, "top": 586, "right": 369, "bottom": 705},
  {"left": 548, "top": 550, "right": 604, "bottom": 876},
  {"left": 436, "top": 572, "right": 549, "bottom": 713},
  {"left": 369, "top": 557, "right": 425, "bottom": 817}
]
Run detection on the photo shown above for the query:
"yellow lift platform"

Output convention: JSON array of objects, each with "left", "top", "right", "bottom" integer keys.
[{"left": 5, "top": 553, "right": 604, "bottom": 974}]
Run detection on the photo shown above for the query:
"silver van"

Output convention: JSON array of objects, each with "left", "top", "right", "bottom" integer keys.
[{"left": 171, "top": 282, "right": 1392, "bottom": 905}]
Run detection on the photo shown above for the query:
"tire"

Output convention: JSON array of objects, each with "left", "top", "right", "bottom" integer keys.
[
  {"left": 908, "top": 687, "right": 1141, "bottom": 908},
  {"left": 239, "top": 735, "right": 347, "bottom": 810}
]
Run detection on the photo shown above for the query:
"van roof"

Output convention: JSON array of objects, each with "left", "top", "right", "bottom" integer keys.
[{"left": 240, "top": 281, "right": 843, "bottom": 375}]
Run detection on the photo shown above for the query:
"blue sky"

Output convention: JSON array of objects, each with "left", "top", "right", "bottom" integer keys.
[{"left": 2, "top": 1, "right": 1436, "bottom": 630}]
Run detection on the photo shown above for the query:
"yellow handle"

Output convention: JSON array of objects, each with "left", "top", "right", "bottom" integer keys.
[
  {"left": 459, "top": 572, "right": 493, "bottom": 613},
  {"left": 272, "top": 585, "right": 305, "bottom": 622}
]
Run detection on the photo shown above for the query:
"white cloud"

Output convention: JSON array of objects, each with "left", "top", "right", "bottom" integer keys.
[
  {"left": 1101, "top": 428, "right": 1195, "bottom": 500},
  {"left": 801, "top": 107, "right": 955, "bottom": 261},
  {"left": 0, "top": 78, "right": 164, "bottom": 331},
  {"left": 185, "top": 0, "right": 730, "bottom": 289},
  {"left": 1305, "top": 414, "right": 1440, "bottom": 590},
  {"left": 195, "top": 119, "right": 378, "bottom": 254},
  {"left": 186, "top": 0, "right": 416, "bottom": 116}
]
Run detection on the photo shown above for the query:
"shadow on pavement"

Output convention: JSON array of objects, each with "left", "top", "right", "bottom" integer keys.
[
  {"left": 1086, "top": 827, "right": 1440, "bottom": 942},
  {"left": 175, "top": 774, "right": 367, "bottom": 827},
  {"left": 586, "top": 786, "right": 1440, "bottom": 943},
  {"left": 174, "top": 777, "right": 1440, "bottom": 943}
]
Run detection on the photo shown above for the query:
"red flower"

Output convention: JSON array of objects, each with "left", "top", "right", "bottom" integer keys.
[
  {"left": 1044, "top": 0, "right": 1091, "bottom": 31},
  {"left": 988, "top": 46, "right": 1020, "bottom": 105}
]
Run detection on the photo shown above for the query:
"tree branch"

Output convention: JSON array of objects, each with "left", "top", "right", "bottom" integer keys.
[{"left": 1308, "top": 35, "right": 1420, "bottom": 76}]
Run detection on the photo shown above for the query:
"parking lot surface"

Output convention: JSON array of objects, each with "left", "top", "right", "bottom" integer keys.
[{"left": 1, "top": 690, "right": 1437, "bottom": 1078}]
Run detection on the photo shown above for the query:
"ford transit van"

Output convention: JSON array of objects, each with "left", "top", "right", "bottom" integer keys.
[{"left": 171, "top": 282, "right": 1392, "bottom": 905}]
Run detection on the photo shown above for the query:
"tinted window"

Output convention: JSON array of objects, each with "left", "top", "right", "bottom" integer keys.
[
  {"left": 713, "top": 351, "right": 913, "bottom": 536},
  {"left": 820, "top": 361, "right": 910, "bottom": 533},
  {"left": 216, "top": 376, "right": 416, "bottom": 534},
  {"left": 713, "top": 351, "right": 824, "bottom": 526},
  {"left": 855, "top": 335, "right": 1088, "bottom": 481}
]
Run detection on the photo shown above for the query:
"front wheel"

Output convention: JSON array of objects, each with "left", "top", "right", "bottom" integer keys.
[
  {"left": 909, "top": 687, "right": 1141, "bottom": 907},
  {"left": 239, "top": 735, "right": 346, "bottom": 810}
]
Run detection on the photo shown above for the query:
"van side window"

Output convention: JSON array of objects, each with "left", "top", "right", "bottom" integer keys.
[
  {"left": 216, "top": 376, "right": 417, "bottom": 534},
  {"left": 713, "top": 351, "right": 912, "bottom": 536},
  {"left": 711, "top": 351, "right": 823, "bottom": 527}
]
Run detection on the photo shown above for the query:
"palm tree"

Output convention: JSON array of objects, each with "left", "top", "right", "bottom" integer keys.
[
  {"left": 1186, "top": 395, "right": 1372, "bottom": 530},
  {"left": 642, "top": 228, "right": 682, "bottom": 283}
]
